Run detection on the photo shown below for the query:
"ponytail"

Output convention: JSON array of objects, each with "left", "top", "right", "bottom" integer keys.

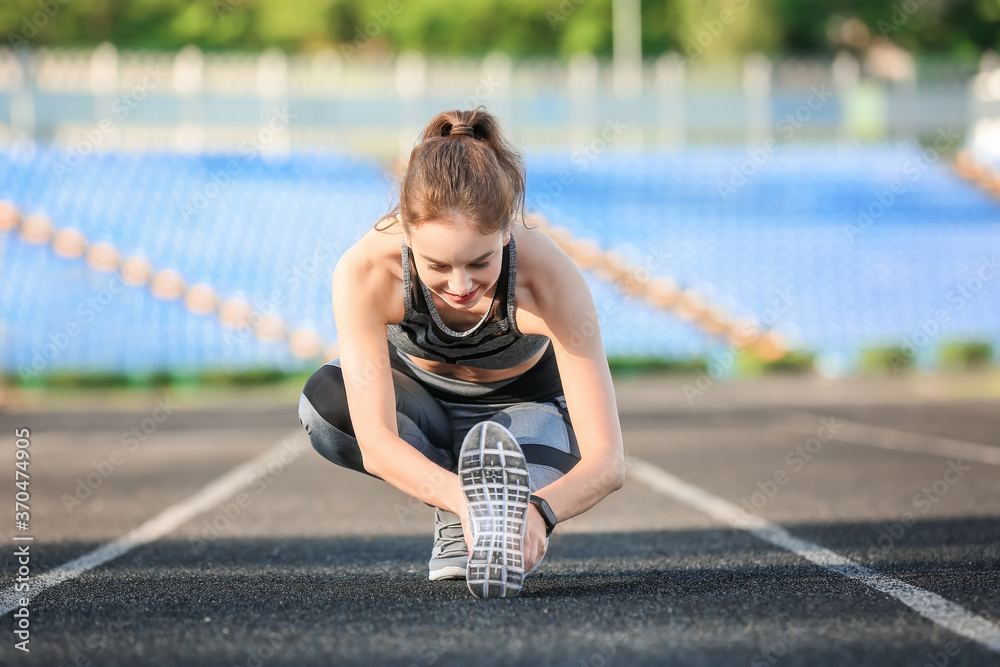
[{"left": 375, "top": 106, "right": 531, "bottom": 235}]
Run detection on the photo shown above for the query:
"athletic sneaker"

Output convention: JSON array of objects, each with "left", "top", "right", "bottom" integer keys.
[
  {"left": 459, "top": 420, "right": 531, "bottom": 599},
  {"left": 428, "top": 508, "right": 468, "bottom": 581}
]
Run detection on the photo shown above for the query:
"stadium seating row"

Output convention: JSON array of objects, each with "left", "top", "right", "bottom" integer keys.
[{"left": 1, "top": 142, "right": 997, "bottom": 376}]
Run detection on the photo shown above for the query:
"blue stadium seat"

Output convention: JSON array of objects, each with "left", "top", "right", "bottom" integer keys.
[{"left": 2, "top": 142, "right": 999, "bottom": 374}]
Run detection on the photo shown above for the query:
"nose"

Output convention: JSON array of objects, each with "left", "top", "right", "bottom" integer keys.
[{"left": 447, "top": 272, "right": 473, "bottom": 295}]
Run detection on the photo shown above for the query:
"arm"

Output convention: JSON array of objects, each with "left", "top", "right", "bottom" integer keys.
[
  {"left": 527, "top": 235, "right": 626, "bottom": 525},
  {"left": 331, "top": 246, "right": 463, "bottom": 514}
]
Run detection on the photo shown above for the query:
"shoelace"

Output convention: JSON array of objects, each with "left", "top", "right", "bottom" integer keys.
[{"left": 434, "top": 512, "right": 467, "bottom": 558}]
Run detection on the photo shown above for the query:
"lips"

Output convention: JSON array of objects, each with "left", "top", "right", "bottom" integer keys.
[{"left": 444, "top": 287, "right": 478, "bottom": 303}]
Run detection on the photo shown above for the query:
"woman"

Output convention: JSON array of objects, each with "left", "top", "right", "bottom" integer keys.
[{"left": 297, "top": 106, "right": 624, "bottom": 599}]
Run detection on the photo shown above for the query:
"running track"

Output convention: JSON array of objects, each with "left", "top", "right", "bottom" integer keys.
[{"left": 1, "top": 371, "right": 998, "bottom": 666}]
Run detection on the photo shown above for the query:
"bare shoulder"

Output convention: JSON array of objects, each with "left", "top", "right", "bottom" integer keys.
[
  {"left": 333, "top": 218, "right": 407, "bottom": 326},
  {"left": 511, "top": 221, "right": 590, "bottom": 336}
]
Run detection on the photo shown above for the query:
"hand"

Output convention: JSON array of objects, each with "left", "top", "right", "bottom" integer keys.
[
  {"left": 448, "top": 474, "right": 548, "bottom": 571},
  {"left": 447, "top": 476, "right": 474, "bottom": 553},
  {"left": 523, "top": 504, "right": 548, "bottom": 573}
]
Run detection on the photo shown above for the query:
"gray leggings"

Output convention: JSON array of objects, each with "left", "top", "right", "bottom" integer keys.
[{"left": 297, "top": 344, "right": 581, "bottom": 493}]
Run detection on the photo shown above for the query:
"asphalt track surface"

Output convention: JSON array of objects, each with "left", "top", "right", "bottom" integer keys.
[{"left": 0, "top": 372, "right": 998, "bottom": 666}]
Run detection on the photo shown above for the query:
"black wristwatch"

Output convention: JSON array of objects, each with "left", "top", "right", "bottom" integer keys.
[{"left": 528, "top": 494, "right": 557, "bottom": 536}]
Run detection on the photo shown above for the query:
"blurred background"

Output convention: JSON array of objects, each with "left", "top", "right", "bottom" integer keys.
[{"left": 1, "top": 0, "right": 999, "bottom": 396}]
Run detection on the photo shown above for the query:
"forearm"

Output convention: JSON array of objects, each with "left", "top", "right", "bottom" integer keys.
[
  {"left": 360, "top": 431, "right": 461, "bottom": 514},
  {"left": 532, "top": 452, "right": 625, "bottom": 524}
]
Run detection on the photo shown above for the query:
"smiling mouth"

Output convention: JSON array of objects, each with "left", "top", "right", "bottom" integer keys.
[{"left": 444, "top": 288, "right": 478, "bottom": 301}]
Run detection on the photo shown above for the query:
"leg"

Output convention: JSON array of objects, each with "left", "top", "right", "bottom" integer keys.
[
  {"left": 489, "top": 395, "right": 581, "bottom": 493},
  {"left": 443, "top": 395, "right": 580, "bottom": 493},
  {"left": 453, "top": 402, "right": 578, "bottom": 598},
  {"left": 297, "top": 358, "right": 456, "bottom": 479},
  {"left": 298, "top": 358, "right": 473, "bottom": 582}
]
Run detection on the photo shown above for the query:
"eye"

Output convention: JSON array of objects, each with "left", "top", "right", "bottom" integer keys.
[{"left": 428, "top": 261, "right": 490, "bottom": 271}]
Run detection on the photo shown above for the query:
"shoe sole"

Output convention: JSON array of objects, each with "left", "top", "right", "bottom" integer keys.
[
  {"left": 459, "top": 421, "right": 530, "bottom": 599},
  {"left": 428, "top": 563, "right": 467, "bottom": 581}
]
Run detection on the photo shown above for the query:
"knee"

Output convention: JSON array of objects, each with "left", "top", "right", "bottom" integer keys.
[
  {"left": 299, "top": 362, "right": 354, "bottom": 438},
  {"left": 298, "top": 390, "right": 369, "bottom": 474},
  {"left": 297, "top": 363, "right": 370, "bottom": 474}
]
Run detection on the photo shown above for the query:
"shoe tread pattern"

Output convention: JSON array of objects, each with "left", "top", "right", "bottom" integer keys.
[{"left": 459, "top": 421, "right": 530, "bottom": 599}]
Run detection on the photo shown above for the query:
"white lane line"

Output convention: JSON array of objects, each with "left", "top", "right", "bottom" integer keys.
[
  {"left": 782, "top": 413, "right": 1000, "bottom": 466},
  {"left": 1, "top": 430, "right": 306, "bottom": 615},
  {"left": 628, "top": 458, "right": 1000, "bottom": 655}
]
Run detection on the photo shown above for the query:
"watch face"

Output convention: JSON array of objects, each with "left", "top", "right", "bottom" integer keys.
[
  {"left": 531, "top": 497, "right": 556, "bottom": 532},
  {"left": 542, "top": 503, "right": 556, "bottom": 526}
]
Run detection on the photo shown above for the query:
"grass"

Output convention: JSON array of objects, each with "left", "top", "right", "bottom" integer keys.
[
  {"left": 857, "top": 341, "right": 995, "bottom": 375},
  {"left": 3, "top": 343, "right": 995, "bottom": 397}
]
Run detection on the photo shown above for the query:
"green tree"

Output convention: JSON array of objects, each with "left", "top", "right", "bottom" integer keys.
[{"left": 1, "top": 0, "right": 995, "bottom": 60}]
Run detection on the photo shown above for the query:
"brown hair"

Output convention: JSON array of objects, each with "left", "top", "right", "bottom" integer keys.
[{"left": 374, "top": 106, "right": 533, "bottom": 235}]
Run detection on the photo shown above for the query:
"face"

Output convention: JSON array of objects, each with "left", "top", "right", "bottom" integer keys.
[{"left": 404, "top": 217, "right": 510, "bottom": 310}]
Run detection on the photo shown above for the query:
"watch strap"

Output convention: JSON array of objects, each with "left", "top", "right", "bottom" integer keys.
[{"left": 528, "top": 494, "right": 557, "bottom": 536}]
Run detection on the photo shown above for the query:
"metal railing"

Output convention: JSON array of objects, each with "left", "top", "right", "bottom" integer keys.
[{"left": 0, "top": 44, "right": 989, "bottom": 160}]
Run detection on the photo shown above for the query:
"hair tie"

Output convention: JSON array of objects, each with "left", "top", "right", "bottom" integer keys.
[{"left": 449, "top": 123, "right": 475, "bottom": 137}]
